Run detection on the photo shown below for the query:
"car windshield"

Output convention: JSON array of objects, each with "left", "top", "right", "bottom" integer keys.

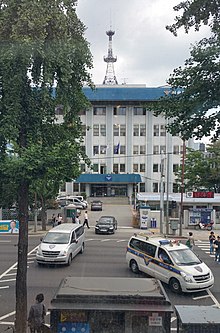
[
  {"left": 42, "top": 232, "right": 70, "bottom": 244},
  {"left": 98, "top": 220, "right": 113, "bottom": 225},
  {"left": 169, "top": 248, "right": 201, "bottom": 266}
]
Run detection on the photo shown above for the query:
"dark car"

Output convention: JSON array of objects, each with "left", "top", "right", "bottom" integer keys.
[
  {"left": 95, "top": 216, "right": 117, "bottom": 234},
  {"left": 91, "top": 200, "right": 103, "bottom": 211}
]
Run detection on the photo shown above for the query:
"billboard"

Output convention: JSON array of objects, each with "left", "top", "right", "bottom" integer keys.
[{"left": 0, "top": 220, "right": 19, "bottom": 233}]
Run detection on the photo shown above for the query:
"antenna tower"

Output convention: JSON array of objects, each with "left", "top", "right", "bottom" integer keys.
[{"left": 103, "top": 30, "right": 118, "bottom": 85}]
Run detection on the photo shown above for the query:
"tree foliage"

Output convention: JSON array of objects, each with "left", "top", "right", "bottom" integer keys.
[
  {"left": 0, "top": 1, "right": 93, "bottom": 332},
  {"left": 154, "top": 0, "right": 220, "bottom": 141},
  {"left": 175, "top": 141, "right": 220, "bottom": 192}
]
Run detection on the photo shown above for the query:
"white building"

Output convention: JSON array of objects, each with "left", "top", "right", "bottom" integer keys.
[{"left": 64, "top": 84, "right": 196, "bottom": 198}]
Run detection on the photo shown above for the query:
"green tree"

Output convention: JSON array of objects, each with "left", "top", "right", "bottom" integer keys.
[
  {"left": 154, "top": 0, "right": 220, "bottom": 141},
  {"left": 175, "top": 141, "right": 220, "bottom": 192},
  {"left": 0, "top": 1, "right": 92, "bottom": 332}
]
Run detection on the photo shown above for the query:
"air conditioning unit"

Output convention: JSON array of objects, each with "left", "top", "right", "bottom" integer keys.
[{"left": 186, "top": 192, "right": 193, "bottom": 198}]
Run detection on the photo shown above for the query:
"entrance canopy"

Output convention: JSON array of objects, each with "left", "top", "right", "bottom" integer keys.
[{"left": 76, "top": 173, "right": 141, "bottom": 184}]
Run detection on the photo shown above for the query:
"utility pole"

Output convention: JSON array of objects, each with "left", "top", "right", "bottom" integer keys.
[
  {"left": 179, "top": 140, "right": 186, "bottom": 236},
  {"left": 160, "top": 152, "right": 165, "bottom": 234},
  {"left": 166, "top": 152, "right": 170, "bottom": 235}
]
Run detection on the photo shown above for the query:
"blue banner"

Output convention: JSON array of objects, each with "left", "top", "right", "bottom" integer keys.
[{"left": 0, "top": 220, "right": 19, "bottom": 234}]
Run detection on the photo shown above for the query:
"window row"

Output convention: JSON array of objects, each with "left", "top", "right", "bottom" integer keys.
[
  {"left": 79, "top": 106, "right": 147, "bottom": 116},
  {"left": 93, "top": 145, "right": 126, "bottom": 155}
]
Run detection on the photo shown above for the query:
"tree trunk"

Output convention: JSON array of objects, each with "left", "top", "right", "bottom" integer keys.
[
  {"left": 41, "top": 196, "right": 47, "bottom": 231},
  {"left": 15, "top": 180, "right": 29, "bottom": 333}
]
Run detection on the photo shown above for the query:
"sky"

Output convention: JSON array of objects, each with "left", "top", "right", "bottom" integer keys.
[{"left": 76, "top": 0, "right": 210, "bottom": 87}]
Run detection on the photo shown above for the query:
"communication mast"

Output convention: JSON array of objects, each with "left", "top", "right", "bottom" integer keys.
[{"left": 103, "top": 30, "right": 118, "bottom": 85}]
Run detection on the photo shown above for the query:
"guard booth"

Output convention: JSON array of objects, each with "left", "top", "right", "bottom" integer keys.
[
  {"left": 139, "top": 205, "right": 150, "bottom": 229},
  {"left": 62, "top": 204, "right": 78, "bottom": 223},
  {"left": 50, "top": 277, "right": 173, "bottom": 333},
  {"left": 175, "top": 305, "right": 220, "bottom": 332}
]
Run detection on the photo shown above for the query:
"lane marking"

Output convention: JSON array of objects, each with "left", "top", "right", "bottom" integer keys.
[
  {"left": 193, "top": 294, "right": 210, "bottom": 300},
  {"left": 0, "top": 240, "right": 11, "bottom": 243},
  {"left": 5, "top": 273, "right": 16, "bottom": 276},
  {"left": 0, "top": 311, "right": 15, "bottom": 321},
  {"left": 0, "top": 279, "right": 16, "bottom": 283},
  {"left": 0, "top": 286, "right": 9, "bottom": 290},
  {"left": 116, "top": 240, "right": 127, "bottom": 243},
  {"left": 207, "top": 289, "right": 220, "bottom": 308}
]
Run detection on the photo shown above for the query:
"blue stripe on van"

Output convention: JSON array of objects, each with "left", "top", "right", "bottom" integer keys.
[{"left": 127, "top": 247, "right": 181, "bottom": 275}]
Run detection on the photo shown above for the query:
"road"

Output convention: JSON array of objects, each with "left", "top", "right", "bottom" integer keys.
[{"left": 0, "top": 204, "right": 219, "bottom": 332}]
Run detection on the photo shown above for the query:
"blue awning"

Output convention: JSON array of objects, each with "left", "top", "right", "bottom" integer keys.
[{"left": 76, "top": 173, "right": 142, "bottom": 184}]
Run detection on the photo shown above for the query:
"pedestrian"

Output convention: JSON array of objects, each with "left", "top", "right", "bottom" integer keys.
[
  {"left": 75, "top": 215, "right": 80, "bottom": 224},
  {"left": 214, "top": 236, "right": 220, "bottom": 262},
  {"left": 57, "top": 213, "right": 63, "bottom": 225},
  {"left": 83, "top": 210, "right": 90, "bottom": 229},
  {"left": 28, "top": 293, "right": 46, "bottom": 333},
  {"left": 71, "top": 211, "right": 76, "bottom": 223},
  {"left": 51, "top": 214, "right": 56, "bottom": 227},
  {"left": 186, "top": 232, "right": 195, "bottom": 250},
  {"left": 209, "top": 231, "right": 216, "bottom": 255}
]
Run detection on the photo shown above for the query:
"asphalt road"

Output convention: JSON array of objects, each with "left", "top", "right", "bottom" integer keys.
[{"left": 0, "top": 204, "right": 219, "bottom": 332}]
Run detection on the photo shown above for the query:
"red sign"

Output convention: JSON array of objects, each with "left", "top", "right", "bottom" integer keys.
[{"left": 193, "top": 192, "right": 214, "bottom": 198}]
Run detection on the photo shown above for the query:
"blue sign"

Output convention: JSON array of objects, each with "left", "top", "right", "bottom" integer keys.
[
  {"left": 0, "top": 220, "right": 19, "bottom": 234},
  {"left": 105, "top": 174, "right": 112, "bottom": 181},
  {"left": 58, "top": 322, "right": 90, "bottom": 332}
]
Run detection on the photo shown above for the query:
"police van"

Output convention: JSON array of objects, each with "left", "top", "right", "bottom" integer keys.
[{"left": 126, "top": 234, "right": 214, "bottom": 293}]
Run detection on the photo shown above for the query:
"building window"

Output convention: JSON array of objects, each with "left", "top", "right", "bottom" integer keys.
[
  {"left": 140, "top": 164, "right": 145, "bottom": 172},
  {"left": 160, "top": 145, "right": 166, "bottom": 154},
  {"left": 153, "top": 164, "right": 159, "bottom": 172},
  {"left": 100, "top": 145, "right": 107, "bottom": 154},
  {"left": 140, "top": 145, "right": 146, "bottom": 155},
  {"left": 153, "top": 124, "right": 159, "bottom": 136},
  {"left": 93, "top": 145, "right": 99, "bottom": 155},
  {"left": 133, "top": 145, "right": 139, "bottom": 155},
  {"left": 114, "top": 106, "right": 126, "bottom": 115},
  {"left": 120, "top": 145, "right": 126, "bottom": 154},
  {"left": 160, "top": 124, "right": 166, "bottom": 136},
  {"left": 113, "top": 124, "right": 120, "bottom": 136},
  {"left": 92, "top": 164, "right": 98, "bottom": 172},
  {"left": 79, "top": 109, "right": 86, "bottom": 115},
  {"left": 73, "top": 182, "right": 79, "bottom": 192},
  {"left": 173, "top": 183, "right": 179, "bottom": 193},
  {"left": 81, "top": 124, "right": 86, "bottom": 136},
  {"left": 173, "top": 145, "right": 179, "bottom": 155},
  {"left": 120, "top": 124, "right": 126, "bottom": 136},
  {"left": 133, "top": 107, "right": 146, "bottom": 115},
  {"left": 133, "top": 164, "right": 138, "bottom": 172},
  {"left": 93, "top": 107, "right": 106, "bottom": 115},
  {"left": 140, "top": 124, "right": 146, "bottom": 136},
  {"left": 93, "top": 124, "right": 99, "bottom": 136},
  {"left": 120, "top": 164, "right": 125, "bottom": 172},
  {"left": 153, "top": 183, "right": 159, "bottom": 192},
  {"left": 153, "top": 145, "right": 159, "bottom": 154},
  {"left": 173, "top": 164, "right": 179, "bottom": 173},
  {"left": 133, "top": 124, "right": 139, "bottom": 136},
  {"left": 113, "top": 164, "right": 119, "bottom": 174},
  {"left": 100, "top": 124, "right": 106, "bottom": 136},
  {"left": 140, "top": 183, "right": 145, "bottom": 192},
  {"left": 55, "top": 104, "right": 64, "bottom": 115},
  {"left": 80, "top": 164, "right": 85, "bottom": 172}
]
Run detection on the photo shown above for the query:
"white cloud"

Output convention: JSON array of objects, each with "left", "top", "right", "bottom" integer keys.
[{"left": 76, "top": 0, "right": 210, "bottom": 86}]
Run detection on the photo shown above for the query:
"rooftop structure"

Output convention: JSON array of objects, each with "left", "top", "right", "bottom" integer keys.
[{"left": 103, "top": 30, "right": 118, "bottom": 85}]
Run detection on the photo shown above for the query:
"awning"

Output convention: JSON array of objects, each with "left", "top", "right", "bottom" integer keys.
[{"left": 76, "top": 173, "right": 142, "bottom": 184}]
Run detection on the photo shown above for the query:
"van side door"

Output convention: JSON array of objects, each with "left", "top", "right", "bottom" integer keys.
[
  {"left": 155, "top": 248, "right": 174, "bottom": 283},
  {"left": 75, "top": 226, "right": 84, "bottom": 254}
]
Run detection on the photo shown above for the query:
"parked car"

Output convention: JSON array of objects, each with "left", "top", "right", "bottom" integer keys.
[
  {"left": 95, "top": 216, "right": 117, "bottom": 234},
  {"left": 91, "top": 200, "right": 103, "bottom": 211}
]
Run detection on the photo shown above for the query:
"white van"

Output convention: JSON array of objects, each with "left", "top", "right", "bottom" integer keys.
[
  {"left": 36, "top": 224, "right": 85, "bottom": 266},
  {"left": 126, "top": 234, "right": 214, "bottom": 293}
]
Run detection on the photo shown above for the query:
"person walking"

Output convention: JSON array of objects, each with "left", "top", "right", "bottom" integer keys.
[
  {"left": 83, "top": 210, "right": 90, "bottom": 229},
  {"left": 51, "top": 214, "right": 56, "bottom": 227},
  {"left": 57, "top": 213, "right": 63, "bottom": 225},
  {"left": 28, "top": 293, "right": 46, "bottom": 333},
  {"left": 209, "top": 231, "right": 216, "bottom": 255},
  {"left": 186, "top": 232, "right": 195, "bottom": 250},
  {"left": 214, "top": 236, "right": 220, "bottom": 262}
]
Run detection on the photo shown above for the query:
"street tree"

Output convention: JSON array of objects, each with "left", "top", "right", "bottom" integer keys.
[
  {"left": 0, "top": 1, "right": 92, "bottom": 332},
  {"left": 175, "top": 141, "right": 220, "bottom": 192},
  {"left": 154, "top": 0, "right": 220, "bottom": 141}
]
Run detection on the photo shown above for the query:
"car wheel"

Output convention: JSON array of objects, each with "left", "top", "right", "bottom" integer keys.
[
  {"left": 67, "top": 254, "right": 72, "bottom": 266},
  {"left": 95, "top": 230, "right": 98, "bottom": 234},
  {"left": 169, "top": 278, "right": 182, "bottom": 293},
  {"left": 80, "top": 242, "right": 84, "bottom": 254},
  {"left": 130, "top": 260, "right": 139, "bottom": 274}
]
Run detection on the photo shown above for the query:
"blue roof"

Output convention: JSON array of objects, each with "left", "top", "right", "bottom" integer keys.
[
  {"left": 83, "top": 86, "right": 170, "bottom": 102},
  {"left": 76, "top": 173, "right": 142, "bottom": 183}
]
